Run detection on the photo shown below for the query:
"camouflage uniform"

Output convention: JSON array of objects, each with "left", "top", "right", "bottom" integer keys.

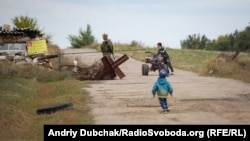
[{"left": 100, "top": 39, "right": 113, "bottom": 57}]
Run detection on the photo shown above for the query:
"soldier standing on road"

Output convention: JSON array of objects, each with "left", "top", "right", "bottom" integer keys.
[
  {"left": 157, "top": 42, "right": 174, "bottom": 75},
  {"left": 100, "top": 33, "right": 114, "bottom": 59}
]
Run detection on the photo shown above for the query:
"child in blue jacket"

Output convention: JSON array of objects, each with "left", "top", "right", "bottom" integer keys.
[{"left": 152, "top": 69, "right": 173, "bottom": 113}]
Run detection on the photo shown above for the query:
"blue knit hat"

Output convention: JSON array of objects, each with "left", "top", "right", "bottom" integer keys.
[{"left": 159, "top": 69, "right": 167, "bottom": 78}]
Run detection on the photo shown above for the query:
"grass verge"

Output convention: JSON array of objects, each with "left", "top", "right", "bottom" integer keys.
[{"left": 0, "top": 78, "right": 93, "bottom": 141}]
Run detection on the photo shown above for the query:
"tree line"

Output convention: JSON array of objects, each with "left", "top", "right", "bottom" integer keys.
[
  {"left": 180, "top": 25, "right": 250, "bottom": 52},
  {"left": 8, "top": 15, "right": 250, "bottom": 51}
]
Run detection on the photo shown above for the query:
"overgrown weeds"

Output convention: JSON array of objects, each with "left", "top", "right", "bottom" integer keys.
[
  {"left": 201, "top": 52, "right": 250, "bottom": 83},
  {"left": 0, "top": 61, "right": 74, "bottom": 82}
]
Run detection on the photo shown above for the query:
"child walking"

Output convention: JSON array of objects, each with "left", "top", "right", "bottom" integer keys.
[{"left": 152, "top": 69, "right": 173, "bottom": 113}]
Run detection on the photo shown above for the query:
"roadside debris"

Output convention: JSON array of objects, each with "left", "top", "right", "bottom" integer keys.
[
  {"left": 59, "top": 54, "right": 129, "bottom": 80},
  {"left": 37, "top": 102, "right": 73, "bottom": 114}
]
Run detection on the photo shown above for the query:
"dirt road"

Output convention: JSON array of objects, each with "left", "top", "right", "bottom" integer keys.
[{"left": 63, "top": 49, "right": 250, "bottom": 124}]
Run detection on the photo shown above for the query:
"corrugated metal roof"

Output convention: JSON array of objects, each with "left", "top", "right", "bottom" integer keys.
[
  {"left": 0, "top": 28, "right": 41, "bottom": 36},
  {"left": 15, "top": 28, "right": 39, "bottom": 31},
  {"left": 0, "top": 31, "right": 23, "bottom": 35}
]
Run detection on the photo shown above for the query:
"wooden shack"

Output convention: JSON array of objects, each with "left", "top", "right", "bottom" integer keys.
[{"left": 0, "top": 24, "right": 43, "bottom": 56}]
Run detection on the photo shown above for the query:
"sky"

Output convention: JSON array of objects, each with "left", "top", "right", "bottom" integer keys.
[{"left": 1, "top": 0, "right": 250, "bottom": 49}]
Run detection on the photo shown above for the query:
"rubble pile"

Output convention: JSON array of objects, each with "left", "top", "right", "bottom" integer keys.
[
  {"left": 76, "top": 59, "right": 115, "bottom": 80},
  {"left": 0, "top": 52, "right": 56, "bottom": 70}
]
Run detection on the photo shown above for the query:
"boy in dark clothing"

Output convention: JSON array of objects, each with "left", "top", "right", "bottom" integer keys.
[
  {"left": 152, "top": 69, "right": 173, "bottom": 113},
  {"left": 156, "top": 42, "right": 174, "bottom": 74}
]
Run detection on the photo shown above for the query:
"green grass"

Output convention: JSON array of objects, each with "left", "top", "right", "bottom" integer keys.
[
  {"left": 0, "top": 60, "right": 74, "bottom": 82},
  {"left": 104, "top": 45, "right": 219, "bottom": 72},
  {"left": 107, "top": 44, "right": 250, "bottom": 83},
  {"left": 0, "top": 78, "right": 93, "bottom": 141},
  {"left": 166, "top": 49, "right": 219, "bottom": 72},
  {"left": 111, "top": 45, "right": 220, "bottom": 72}
]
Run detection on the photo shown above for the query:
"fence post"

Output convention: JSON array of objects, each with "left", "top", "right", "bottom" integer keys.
[{"left": 58, "top": 53, "right": 63, "bottom": 71}]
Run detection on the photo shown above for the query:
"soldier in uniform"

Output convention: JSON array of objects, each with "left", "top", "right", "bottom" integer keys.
[{"left": 100, "top": 33, "right": 114, "bottom": 59}]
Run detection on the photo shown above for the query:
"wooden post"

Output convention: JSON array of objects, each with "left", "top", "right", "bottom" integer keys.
[{"left": 58, "top": 53, "right": 63, "bottom": 71}]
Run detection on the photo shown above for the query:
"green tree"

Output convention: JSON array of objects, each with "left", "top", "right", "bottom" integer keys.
[
  {"left": 206, "top": 26, "right": 250, "bottom": 52},
  {"left": 182, "top": 25, "right": 250, "bottom": 52},
  {"left": 200, "top": 35, "right": 211, "bottom": 49},
  {"left": 12, "top": 15, "right": 38, "bottom": 29},
  {"left": 215, "top": 35, "right": 232, "bottom": 51},
  {"left": 68, "top": 24, "right": 95, "bottom": 48},
  {"left": 181, "top": 34, "right": 210, "bottom": 49},
  {"left": 234, "top": 26, "right": 250, "bottom": 52},
  {"left": 206, "top": 30, "right": 239, "bottom": 51},
  {"left": 11, "top": 15, "right": 52, "bottom": 43},
  {"left": 206, "top": 30, "right": 238, "bottom": 51}
]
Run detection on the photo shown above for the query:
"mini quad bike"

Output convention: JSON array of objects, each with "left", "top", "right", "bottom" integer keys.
[{"left": 141, "top": 51, "right": 169, "bottom": 76}]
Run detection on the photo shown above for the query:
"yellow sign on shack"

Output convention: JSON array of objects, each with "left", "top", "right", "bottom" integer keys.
[{"left": 26, "top": 39, "right": 47, "bottom": 55}]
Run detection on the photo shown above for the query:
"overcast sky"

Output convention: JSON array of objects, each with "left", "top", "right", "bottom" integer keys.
[{"left": 1, "top": 0, "right": 249, "bottom": 49}]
